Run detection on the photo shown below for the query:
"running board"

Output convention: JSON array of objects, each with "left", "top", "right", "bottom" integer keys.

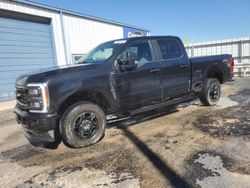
[{"left": 129, "top": 96, "right": 195, "bottom": 115}]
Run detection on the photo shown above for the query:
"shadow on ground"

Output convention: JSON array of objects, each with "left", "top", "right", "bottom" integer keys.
[{"left": 121, "top": 127, "right": 192, "bottom": 187}]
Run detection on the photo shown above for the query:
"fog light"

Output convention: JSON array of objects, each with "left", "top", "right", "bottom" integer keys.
[{"left": 30, "top": 101, "right": 42, "bottom": 109}]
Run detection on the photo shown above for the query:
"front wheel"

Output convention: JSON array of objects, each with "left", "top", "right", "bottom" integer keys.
[
  {"left": 199, "top": 78, "right": 221, "bottom": 106},
  {"left": 60, "top": 102, "right": 106, "bottom": 148}
]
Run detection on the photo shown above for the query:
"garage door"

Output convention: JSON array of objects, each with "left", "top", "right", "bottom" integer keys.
[{"left": 0, "top": 16, "right": 56, "bottom": 101}]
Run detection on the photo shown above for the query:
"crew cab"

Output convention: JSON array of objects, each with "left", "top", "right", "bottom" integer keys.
[{"left": 15, "top": 36, "right": 234, "bottom": 148}]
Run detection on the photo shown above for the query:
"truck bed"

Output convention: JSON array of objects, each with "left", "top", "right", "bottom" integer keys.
[{"left": 190, "top": 54, "right": 232, "bottom": 64}]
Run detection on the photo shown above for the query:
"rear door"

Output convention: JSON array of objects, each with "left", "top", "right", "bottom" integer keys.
[
  {"left": 157, "top": 39, "right": 190, "bottom": 99},
  {"left": 114, "top": 39, "right": 162, "bottom": 109}
]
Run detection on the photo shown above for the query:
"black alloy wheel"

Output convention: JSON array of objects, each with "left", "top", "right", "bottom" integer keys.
[
  {"left": 73, "top": 112, "right": 99, "bottom": 139},
  {"left": 199, "top": 78, "right": 221, "bottom": 106},
  {"left": 60, "top": 102, "right": 106, "bottom": 148},
  {"left": 208, "top": 82, "right": 220, "bottom": 103}
]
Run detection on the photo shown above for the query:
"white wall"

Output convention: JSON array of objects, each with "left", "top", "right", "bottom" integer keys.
[{"left": 62, "top": 14, "right": 123, "bottom": 64}]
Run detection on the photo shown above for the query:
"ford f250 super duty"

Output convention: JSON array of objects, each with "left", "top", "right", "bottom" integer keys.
[{"left": 15, "top": 36, "right": 234, "bottom": 148}]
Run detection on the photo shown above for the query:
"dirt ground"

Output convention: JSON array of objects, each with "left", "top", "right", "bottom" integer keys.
[{"left": 0, "top": 78, "right": 250, "bottom": 188}]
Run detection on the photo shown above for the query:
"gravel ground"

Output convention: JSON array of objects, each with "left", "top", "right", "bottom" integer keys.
[{"left": 0, "top": 77, "right": 250, "bottom": 188}]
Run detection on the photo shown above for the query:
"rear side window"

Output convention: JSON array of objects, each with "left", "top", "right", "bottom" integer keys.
[{"left": 157, "top": 39, "right": 182, "bottom": 60}]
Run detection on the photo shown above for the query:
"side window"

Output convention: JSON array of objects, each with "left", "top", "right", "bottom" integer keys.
[
  {"left": 158, "top": 39, "right": 182, "bottom": 60},
  {"left": 122, "top": 40, "right": 153, "bottom": 67}
]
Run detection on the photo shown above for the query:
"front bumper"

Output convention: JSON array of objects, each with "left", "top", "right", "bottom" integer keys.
[{"left": 14, "top": 106, "right": 58, "bottom": 142}]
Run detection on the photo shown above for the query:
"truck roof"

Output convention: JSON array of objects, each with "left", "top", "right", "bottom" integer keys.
[{"left": 112, "top": 36, "right": 181, "bottom": 43}]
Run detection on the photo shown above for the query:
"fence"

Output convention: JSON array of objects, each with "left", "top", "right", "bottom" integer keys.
[{"left": 185, "top": 37, "right": 250, "bottom": 76}]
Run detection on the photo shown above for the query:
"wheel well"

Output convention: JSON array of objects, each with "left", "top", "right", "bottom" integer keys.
[
  {"left": 58, "top": 91, "right": 111, "bottom": 117},
  {"left": 207, "top": 71, "right": 223, "bottom": 83}
]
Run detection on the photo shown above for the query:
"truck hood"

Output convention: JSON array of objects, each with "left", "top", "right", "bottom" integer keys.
[{"left": 16, "top": 63, "right": 101, "bottom": 86}]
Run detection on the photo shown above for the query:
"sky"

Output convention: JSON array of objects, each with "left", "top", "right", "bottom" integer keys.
[{"left": 29, "top": 0, "right": 250, "bottom": 43}]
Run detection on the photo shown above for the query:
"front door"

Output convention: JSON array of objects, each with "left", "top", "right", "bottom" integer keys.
[{"left": 114, "top": 39, "right": 162, "bottom": 109}]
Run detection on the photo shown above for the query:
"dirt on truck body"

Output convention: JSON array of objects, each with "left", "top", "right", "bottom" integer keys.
[{"left": 0, "top": 78, "right": 250, "bottom": 188}]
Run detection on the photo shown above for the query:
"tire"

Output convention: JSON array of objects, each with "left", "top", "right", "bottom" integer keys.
[
  {"left": 199, "top": 78, "right": 221, "bottom": 106},
  {"left": 59, "top": 101, "right": 106, "bottom": 148}
]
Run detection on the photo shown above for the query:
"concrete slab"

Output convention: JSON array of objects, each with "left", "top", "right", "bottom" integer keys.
[{"left": 0, "top": 100, "right": 16, "bottom": 112}]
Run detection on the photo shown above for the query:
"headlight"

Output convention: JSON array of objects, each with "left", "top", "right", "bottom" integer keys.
[
  {"left": 28, "top": 87, "right": 41, "bottom": 96},
  {"left": 27, "top": 83, "right": 50, "bottom": 113}
]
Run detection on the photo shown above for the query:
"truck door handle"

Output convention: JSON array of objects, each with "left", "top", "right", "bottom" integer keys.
[
  {"left": 180, "top": 64, "right": 189, "bottom": 68},
  {"left": 150, "top": 68, "right": 160, "bottom": 73}
]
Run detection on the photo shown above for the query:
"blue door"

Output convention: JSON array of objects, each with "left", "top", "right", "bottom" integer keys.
[{"left": 0, "top": 17, "right": 56, "bottom": 101}]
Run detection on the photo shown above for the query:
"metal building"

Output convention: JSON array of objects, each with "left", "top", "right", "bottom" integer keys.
[
  {"left": 185, "top": 37, "right": 250, "bottom": 77},
  {"left": 0, "top": 0, "right": 150, "bottom": 101}
]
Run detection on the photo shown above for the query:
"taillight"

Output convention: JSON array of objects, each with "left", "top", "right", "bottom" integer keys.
[{"left": 229, "top": 57, "right": 234, "bottom": 73}]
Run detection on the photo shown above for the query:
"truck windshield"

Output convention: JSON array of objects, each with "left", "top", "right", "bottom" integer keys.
[{"left": 77, "top": 40, "right": 126, "bottom": 64}]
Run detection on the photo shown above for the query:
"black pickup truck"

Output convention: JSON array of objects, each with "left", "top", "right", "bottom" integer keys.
[{"left": 15, "top": 36, "right": 234, "bottom": 148}]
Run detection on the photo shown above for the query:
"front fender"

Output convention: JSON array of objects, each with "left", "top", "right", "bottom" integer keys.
[
  {"left": 49, "top": 78, "right": 119, "bottom": 113},
  {"left": 49, "top": 80, "right": 82, "bottom": 113}
]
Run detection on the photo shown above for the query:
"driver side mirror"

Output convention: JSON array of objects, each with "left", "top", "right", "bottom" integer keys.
[{"left": 117, "top": 52, "right": 137, "bottom": 71}]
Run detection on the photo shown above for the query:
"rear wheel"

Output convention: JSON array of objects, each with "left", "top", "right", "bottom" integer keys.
[
  {"left": 199, "top": 78, "right": 221, "bottom": 106},
  {"left": 60, "top": 101, "right": 106, "bottom": 148}
]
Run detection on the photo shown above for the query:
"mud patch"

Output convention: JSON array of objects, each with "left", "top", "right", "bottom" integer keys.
[
  {"left": 229, "top": 89, "right": 250, "bottom": 104},
  {"left": 185, "top": 151, "right": 234, "bottom": 187},
  {"left": 84, "top": 148, "right": 141, "bottom": 177},
  {"left": 146, "top": 132, "right": 172, "bottom": 150},
  {"left": 49, "top": 165, "right": 83, "bottom": 176},
  {"left": 1, "top": 141, "right": 124, "bottom": 168},
  {"left": 21, "top": 164, "right": 140, "bottom": 188},
  {"left": 227, "top": 162, "right": 250, "bottom": 175},
  {"left": 193, "top": 88, "right": 250, "bottom": 138},
  {"left": 185, "top": 151, "right": 250, "bottom": 188},
  {"left": 0, "top": 144, "right": 44, "bottom": 161},
  {"left": 194, "top": 104, "right": 250, "bottom": 138}
]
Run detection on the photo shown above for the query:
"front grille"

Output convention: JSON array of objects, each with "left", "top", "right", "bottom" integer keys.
[{"left": 16, "top": 87, "right": 29, "bottom": 108}]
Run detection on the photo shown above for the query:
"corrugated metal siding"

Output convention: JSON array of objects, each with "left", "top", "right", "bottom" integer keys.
[
  {"left": 185, "top": 37, "right": 250, "bottom": 76},
  {"left": 0, "top": 17, "right": 56, "bottom": 100},
  {"left": 0, "top": 0, "right": 67, "bottom": 66},
  {"left": 62, "top": 14, "right": 123, "bottom": 63}
]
